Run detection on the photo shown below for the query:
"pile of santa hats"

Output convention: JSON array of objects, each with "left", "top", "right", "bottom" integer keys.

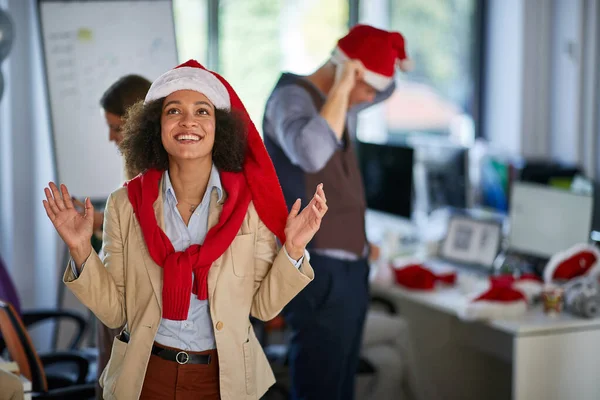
[
  {"left": 461, "top": 243, "right": 600, "bottom": 321},
  {"left": 389, "top": 260, "right": 542, "bottom": 320},
  {"left": 387, "top": 244, "right": 600, "bottom": 321},
  {"left": 460, "top": 273, "right": 543, "bottom": 320}
]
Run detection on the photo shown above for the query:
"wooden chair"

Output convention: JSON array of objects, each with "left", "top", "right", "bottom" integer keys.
[{"left": 0, "top": 300, "right": 95, "bottom": 399}]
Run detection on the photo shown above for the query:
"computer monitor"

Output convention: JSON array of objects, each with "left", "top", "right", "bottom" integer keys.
[
  {"left": 411, "top": 140, "right": 468, "bottom": 214},
  {"left": 356, "top": 141, "right": 414, "bottom": 219},
  {"left": 508, "top": 182, "right": 593, "bottom": 258}
]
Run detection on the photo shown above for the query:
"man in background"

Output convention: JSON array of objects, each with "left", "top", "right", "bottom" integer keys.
[{"left": 263, "top": 24, "right": 412, "bottom": 399}]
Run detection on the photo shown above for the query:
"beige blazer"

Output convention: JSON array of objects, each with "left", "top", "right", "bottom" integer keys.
[{"left": 63, "top": 180, "right": 314, "bottom": 400}]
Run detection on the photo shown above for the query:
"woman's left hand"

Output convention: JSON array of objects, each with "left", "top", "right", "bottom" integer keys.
[{"left": 284, "top": 184, "right": 328, "bottom": 260}]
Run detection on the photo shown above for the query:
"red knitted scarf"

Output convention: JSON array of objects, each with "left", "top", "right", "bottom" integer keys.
[{"left": 126, "top": 168, "right": 251, "bottom": 320}]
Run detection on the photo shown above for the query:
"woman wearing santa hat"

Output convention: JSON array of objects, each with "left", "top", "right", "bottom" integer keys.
[{"left": 42, "top": 60, "right": 326, "bottom": 400}]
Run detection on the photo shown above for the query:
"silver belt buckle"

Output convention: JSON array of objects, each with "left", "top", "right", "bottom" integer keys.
[{"left": 176, "top": 351, "right": 190, "bottom": 365}]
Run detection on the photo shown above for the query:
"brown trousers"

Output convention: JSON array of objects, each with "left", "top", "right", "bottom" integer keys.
[{"left": 140, "top": 343, "right": 220, "bottom": 400}]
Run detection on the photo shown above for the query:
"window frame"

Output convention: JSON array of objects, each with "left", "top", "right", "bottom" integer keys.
[{"left": 177, "top": 0, "right": 486, "bottom": 138}]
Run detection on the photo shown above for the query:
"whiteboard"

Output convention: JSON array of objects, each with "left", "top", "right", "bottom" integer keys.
[{"left": 38, "top": 0, "right": 178, "bottom": 200}]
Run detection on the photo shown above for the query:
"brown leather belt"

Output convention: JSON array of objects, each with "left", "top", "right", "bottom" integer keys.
[{"left": 151, "top": 344, "right": 212, "bottom": 365}]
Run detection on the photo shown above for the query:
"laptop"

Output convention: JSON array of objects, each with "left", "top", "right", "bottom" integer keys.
[{"left": 425, "top": 213, "right": 504, "bottom": 276}]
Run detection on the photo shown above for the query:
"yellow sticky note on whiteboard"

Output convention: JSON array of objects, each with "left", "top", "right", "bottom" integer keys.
[{"left": 77, "top": 28, "right": 93, "bottom": 42}]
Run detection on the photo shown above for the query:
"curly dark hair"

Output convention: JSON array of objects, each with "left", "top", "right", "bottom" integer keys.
[{"left": 120, "top": 98, "right": 247, "bottom": 175}]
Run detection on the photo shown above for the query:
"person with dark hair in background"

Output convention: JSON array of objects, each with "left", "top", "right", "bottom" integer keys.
[
  {"left": 99, "top": 73, "right": 152, "bottom": 387},
  {"left": 101, "top": 75, "right": 153, "bottom": 156},
  {"left": 73, "top": 75, "right": 152, "bottom": 400},
  {"left": 79, "top": 75, "right": 152, "bottom": 248},
  {"left": 263, "top": 24, "right": 412, "bottom": 400},
  {"left": 72, "top": 74, "right": 151, "bottom": 399},
  {"left": 43, "top": 60, "right": 326, "bottom": 400}
]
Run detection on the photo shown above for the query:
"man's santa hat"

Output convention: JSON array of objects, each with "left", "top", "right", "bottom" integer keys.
[
  {"left": 461, "top": 274, "right": 543, "bottom": 321},
  {"left": 543, "top": 244, "right": 600, "bottom": 284},
  {"left": 330, "top": 24, "right": 412, "bottom": 91}
]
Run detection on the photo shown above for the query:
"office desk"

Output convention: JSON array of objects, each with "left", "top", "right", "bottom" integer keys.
[
  {"left": 371, "top": 278, "right": 600, "bottom": 400},
  {"left": 366, "top": 209, "right": 600, "bottom": 400}
]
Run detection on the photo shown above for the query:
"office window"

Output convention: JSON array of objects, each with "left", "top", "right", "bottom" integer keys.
[
  {"left": 358, "top": 0, "right": 480, "bottom": 146},
  {"left": 219, "top": 0, "right": 348, "bottom": 133},
  {"left": 173, "top": 0, "right": 208, "bottom": 64}
]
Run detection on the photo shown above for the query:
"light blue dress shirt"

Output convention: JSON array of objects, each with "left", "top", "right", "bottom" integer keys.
[{"left": 153, "top": 166, "right": 223, "bottom": 351}]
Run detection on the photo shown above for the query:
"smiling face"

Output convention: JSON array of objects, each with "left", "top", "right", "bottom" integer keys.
[{"left": 160, "top": 90, "right": 216, "bottom": 164}]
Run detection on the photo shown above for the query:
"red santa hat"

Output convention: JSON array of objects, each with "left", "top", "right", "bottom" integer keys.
[
  {"left": 331, "top": 24, "right": 412, "bottom": 91},
  {"left": 393, "top": 262, "right": 457, "bottom": 290},
  {"left": 543, "top": 244, "right": 600, "bottom": 284},
  {"left": 461, "top": 274, "right": 543, "bottom": 320},
  {"left": 143, "top": 59, "right": 288, "bottom": 242},
  {"left": 145, "top": 60, "right": 230, "bottom": 109}
]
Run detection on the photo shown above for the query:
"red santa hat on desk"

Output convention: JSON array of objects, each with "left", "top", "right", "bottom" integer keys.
[
  {"left": 461, "top": 274, "right": 544, "bottom": 320},
  {"left": 543, "top": 244, "right": 600, "bottom": 284},
  {"left": 392, "top": 262, "right": 457, "bottom": 290},
  {"left": 330, "top": 24, "right": 412, "bottom": 91}
]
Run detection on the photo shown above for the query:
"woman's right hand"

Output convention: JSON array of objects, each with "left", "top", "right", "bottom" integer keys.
[{"left": 43, "top": 182, "right": 93, "bottom": 265}]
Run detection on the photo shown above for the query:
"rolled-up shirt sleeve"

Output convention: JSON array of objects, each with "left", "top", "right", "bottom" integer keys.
[
  {"left": 266, "top": 81, "right": 396, "bottom": 173},
  {"left": 266, "top": 85, "right": 342, "bottom": 173}
]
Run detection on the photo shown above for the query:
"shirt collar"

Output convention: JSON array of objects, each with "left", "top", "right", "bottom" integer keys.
[{"left": 163, "top": 164, "right": 224, "bottom": 205}]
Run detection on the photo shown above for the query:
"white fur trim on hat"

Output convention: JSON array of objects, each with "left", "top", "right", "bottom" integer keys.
[
  {"left": 145, "top": 66, "right": 231, "bottom": 110},
  {"left": 396, "top": 58, "right": 414, "bottom": 72},
  {"left": 543, "top": 243, "right": 600, "bottom": 283},
  {"left": 512, "top": 279, "right": 543, "bottom": 302},
  {"left": 330, "top": 47, "right": 394, "bottom": 92},
  {"left": 461, "top": 299, "right": 527, "bottom": 321}
]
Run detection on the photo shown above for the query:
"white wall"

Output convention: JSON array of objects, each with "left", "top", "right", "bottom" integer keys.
[
  {"left": 549, "top": 0, "right": 583, "bottom": 165},
  {"left": 483, "top": 0, "right": 524, "bottom": 156},
  {"left": 485, "top": 0, "right": 600, "bottom": 178}
]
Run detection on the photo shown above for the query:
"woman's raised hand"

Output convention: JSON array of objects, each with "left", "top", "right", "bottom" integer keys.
[
  {"left": 43, "top": 182, "right": 93, "bottom": 265},
  {"left": 284, "top": 183, "right": 328, "bottom": 260}
]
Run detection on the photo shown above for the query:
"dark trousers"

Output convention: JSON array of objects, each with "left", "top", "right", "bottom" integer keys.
[{"left": 283, "top": 253, "right": 370, "bottom": 400}]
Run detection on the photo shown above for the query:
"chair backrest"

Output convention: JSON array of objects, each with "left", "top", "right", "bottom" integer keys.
[
  {"left": 0, "top": 254, "right": 21, "bottom": 315},
  {"left": 0, "top": 300, "right": 47, "bottom": 392}
]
